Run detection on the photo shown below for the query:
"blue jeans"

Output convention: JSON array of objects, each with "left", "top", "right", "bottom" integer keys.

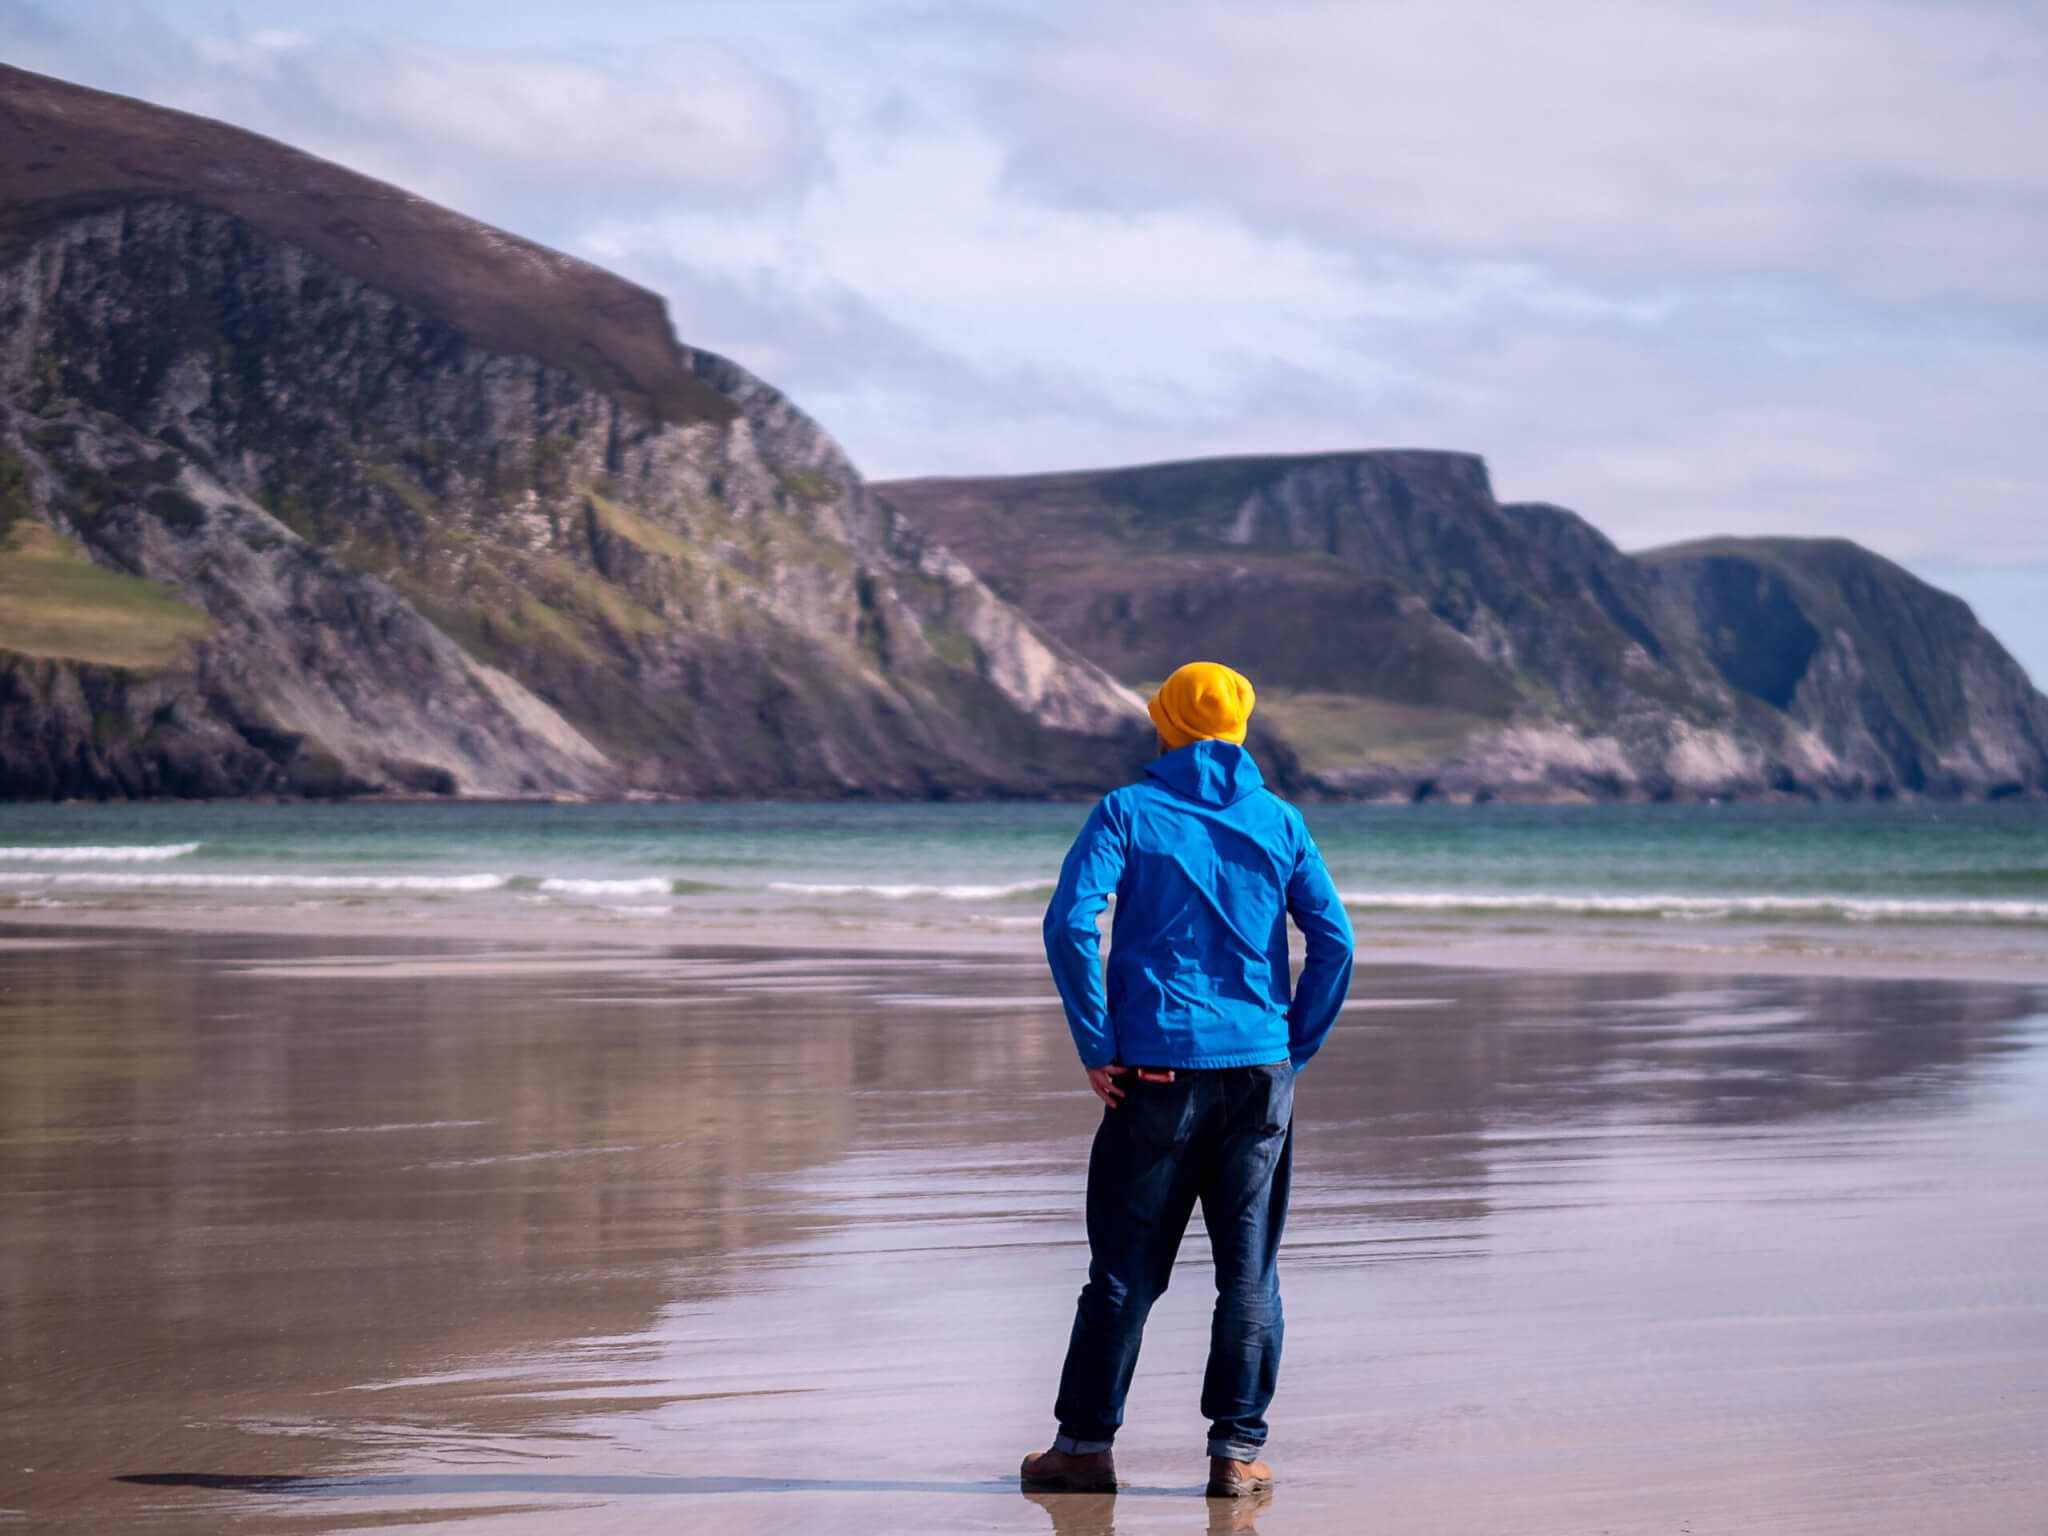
[{"left": 1052, "top": 1062, "right": 1295, "bottom": 1462}]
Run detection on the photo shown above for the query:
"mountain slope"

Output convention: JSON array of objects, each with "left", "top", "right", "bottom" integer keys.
[
  {"left": 879, "top": 457, "right": 2048, "bottom": 800},
  {"left": 0, "top": 65, "right": 1146, "bottom": 800},
  {"left": 1640, "top": 538, "right": 2048, "bottom": 797},
  {"left": 0, "top": 61, "right": 729, "bottom": 425}
]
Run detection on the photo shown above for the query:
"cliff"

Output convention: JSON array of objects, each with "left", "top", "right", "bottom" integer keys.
[
  {"left": 0, "top": 65, "right": 1147, "bottom": 799},
  {"left": 1639, "top": 537, "right": 2048, "bottom": 797},
  {"left": 877, "top": 457, "right": 2048, "bottom": 800}
]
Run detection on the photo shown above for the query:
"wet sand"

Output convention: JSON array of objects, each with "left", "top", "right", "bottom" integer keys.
[
  {"left": 3, "top": 926, "right": 2046, "bottom": 1534},
  {"left": 12, "top": 898, "right": 2048, "bottom": 986}
]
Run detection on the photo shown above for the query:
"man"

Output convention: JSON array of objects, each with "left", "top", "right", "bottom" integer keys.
[{"left": 1022, "top": 661, "right": 1355, "bottom": 1500}]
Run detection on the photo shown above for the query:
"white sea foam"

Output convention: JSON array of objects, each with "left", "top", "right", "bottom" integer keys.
[
  {"left": 767, "top": 880, "right": 1052, "bottom": 901},
  {"left": 1336, "top": 889, "right": 2048, "bottom": 924},
  {"left": 538, "top": 877, "right": 672, "bottom": 897},
  {"left": 0, "top": 843, "right": 201, "bottom": 862},
  {"left": 0, "top": 871, "right": 508, "bottom": 892}
]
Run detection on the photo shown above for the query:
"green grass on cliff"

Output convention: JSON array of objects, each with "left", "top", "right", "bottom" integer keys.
[
  {"left": 0, "top": 522, "right": 211, "bottom": 669},
  {"left": 364, "top": 463, "right": 439, "bottom": 520},
  {"left": 1256, "top": 691, "right": 1495, "bottom": 773},
  {"left": 585, "top": 491, "right": 692, "bottom": 561}
]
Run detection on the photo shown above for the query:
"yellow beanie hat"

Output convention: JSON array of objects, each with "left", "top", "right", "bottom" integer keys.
[{"left": 1148, "top": 661, "right": 1256, "bottom": 750}]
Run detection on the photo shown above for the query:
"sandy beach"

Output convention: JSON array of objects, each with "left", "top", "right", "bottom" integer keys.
[{"left": 3, "top": 916, "right": 2046, "bottom": 1535}]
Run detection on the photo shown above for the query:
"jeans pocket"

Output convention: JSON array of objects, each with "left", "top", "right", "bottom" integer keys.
[
  {"left": 1122, "top": 1080, "right": 1197, "bottom": 1150},
  {"left": 1253, "top": 1063, "right": 1295, "bottom": 1136}
]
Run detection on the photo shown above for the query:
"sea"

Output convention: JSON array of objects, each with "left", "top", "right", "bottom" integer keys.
[{"left": 5, "top": 799, "right": 2048, "bottom": 970}]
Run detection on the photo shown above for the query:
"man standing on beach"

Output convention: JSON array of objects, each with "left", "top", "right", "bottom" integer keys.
[{"left": 1023, "top": 661, "right": 1355, "bottom": 1500}]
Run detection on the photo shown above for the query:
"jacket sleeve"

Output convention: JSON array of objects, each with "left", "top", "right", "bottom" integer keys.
[
  {"left": 1284, "top": 832, "right": 1354, "bottom": 1071},
  {"left": 1043, "top": 796, "right": 1128, "bottom": 1069}
]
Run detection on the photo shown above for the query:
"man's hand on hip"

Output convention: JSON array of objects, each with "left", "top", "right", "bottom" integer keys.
[{"left": 1087, "top": 1064, "right": 1129, "bottom": 1106}]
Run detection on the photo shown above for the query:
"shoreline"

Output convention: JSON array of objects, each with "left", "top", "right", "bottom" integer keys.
[
  {"left": 13, "top": 780, "right": 2048, "bottom": 806},
  {"left": 9, "top": 904, "right": 2048, "bottom": 986}
]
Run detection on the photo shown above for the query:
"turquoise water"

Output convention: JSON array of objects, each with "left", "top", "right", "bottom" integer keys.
[{"left": 3, "top": 802, "right": 2048, "bottom": 939}]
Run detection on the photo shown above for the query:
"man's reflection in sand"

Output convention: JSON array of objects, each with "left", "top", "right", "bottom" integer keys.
[{"left": 1023, "top": 1487, "right": 1275, "bottom": 1533}]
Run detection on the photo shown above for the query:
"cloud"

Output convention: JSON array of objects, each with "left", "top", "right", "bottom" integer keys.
[
  {"left": 1, "top": 4, "right": 825, "bottom": 226},
  {"left": 581, "top": 120, "right": 1421, "bottom": 477},
  {"left": 982, "top": 0, "right": 2048, "bottom": 302},
  {"left": 584, "top": 225, "right": 1175, "bottom": 479},
  {"left": 1385, "top": 316, "right": 2048, "bottom": 563},
  {"left": 607, "top": 130, "right": 1385, "bottom": 408}
]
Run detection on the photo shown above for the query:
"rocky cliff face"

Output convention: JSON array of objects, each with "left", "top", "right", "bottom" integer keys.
[
  {"left": 0, "top": 66, "right": 1145, "bottom": 800},
  {"left": 879, "top": 458, "right": 2048, "bottom": 801},
  {"left": 1641, "top": 538, "right": 2048, "bottom": 798}
]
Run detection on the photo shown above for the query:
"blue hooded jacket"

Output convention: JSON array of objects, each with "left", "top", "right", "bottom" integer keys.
[{"left": 1043, "top": 739, "right": 1355, "bottom": 1072}]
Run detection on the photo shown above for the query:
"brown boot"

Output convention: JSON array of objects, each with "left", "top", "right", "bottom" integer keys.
[
  {"left": 1020, "top": 1445, "right": 1118, "bottom": 1493},
  {"left": 1206, "top": 1454, "right": 1274, "bottom": 1498}
]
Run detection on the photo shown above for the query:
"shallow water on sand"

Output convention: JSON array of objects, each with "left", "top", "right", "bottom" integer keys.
[
  {"left": 10, "top": 802, "right": 2048, "bottom": 981},
  {"left": 3, "top": 930, "right": 2046, "bottom": 1534}
]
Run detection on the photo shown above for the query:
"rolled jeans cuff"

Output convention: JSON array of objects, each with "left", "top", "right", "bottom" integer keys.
[
  {"left": 1054, "top": 1432, "right": 1115, "bottom": 1456},
  {"left": 1208, "top": 1436, "right": 1264, "bottom": 1461}
]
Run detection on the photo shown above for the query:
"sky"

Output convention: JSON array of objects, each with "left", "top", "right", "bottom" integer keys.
[{"left": 5, "top": 0, "right": 2047, "bottom": 680}]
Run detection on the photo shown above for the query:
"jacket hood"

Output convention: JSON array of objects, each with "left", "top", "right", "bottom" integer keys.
[{"left": 1146, "top": 739, "right": 1266, "bottom": 807}]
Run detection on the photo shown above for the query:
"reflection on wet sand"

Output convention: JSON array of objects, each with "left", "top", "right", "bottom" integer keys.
[
  {"left": 1021, "top": 1488, "right": 1273, "bottom": 1535},
  {"left": 3, "top": 929, "right": 2045, "bottom": 1533},
  {"left": 1024, "top": 1490, "right": 1122, "bottom": 1536},
  {"left": 115, "top": 1474, "right": 1278, "bottom": 1535}
]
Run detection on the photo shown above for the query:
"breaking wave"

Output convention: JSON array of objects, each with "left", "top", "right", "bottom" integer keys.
[
  {"left": 767, "top": 880, "right": 1054, "bottom": 902},
  {"left": 538, "top": 877, "right": 674, "bottom": 897},
  {"left": 0, "top": 843, "right": 201, "bottom": 862},
  {"left": 1337, "top": 890, "right": 2048, "bottom": 924},
  {"left": 0, "top": 871, "right": 508, "bottom": 893}
]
